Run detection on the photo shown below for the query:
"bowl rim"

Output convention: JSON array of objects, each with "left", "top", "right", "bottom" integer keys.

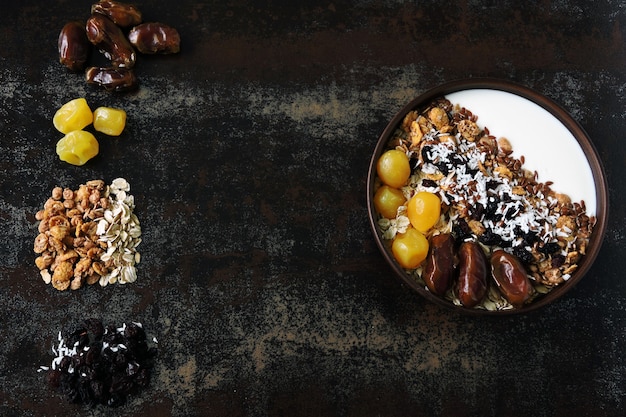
[{"left": 367, "top": 78, "right": 609, "bottom": 315}]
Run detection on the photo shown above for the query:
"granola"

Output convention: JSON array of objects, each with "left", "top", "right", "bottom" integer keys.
[
  {"left": 33, "top": 178, "right": 141, "bottom": 290},
  {"left": 376, "top": 98, "right": 596, "bottom": 310}
]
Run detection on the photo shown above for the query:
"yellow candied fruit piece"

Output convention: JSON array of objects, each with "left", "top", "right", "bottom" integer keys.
[
  {"left": 392, "top": 227, "right": 429, "bottom": 269},
  {"left": 407, "top": 191, "right": 441, "bottom": 233},
  {"left": 93, "top": 106, "right": 127, "bottom": 136},
  {"left": 377, "top": 149, "right": 410, "bottom": 188},
  {"left": 374, "top": 185, "right": 406, "bottom": 219},
  {"left": 53, "top": 98, "right": 93, "bottom": 134},
  {"left": 56, "top": 131, "right": 99, "bottom": 166}
]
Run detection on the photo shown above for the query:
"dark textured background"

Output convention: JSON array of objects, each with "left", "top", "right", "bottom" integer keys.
[{"left": 0, "top": 1, "right": 624, "bottom": 416}]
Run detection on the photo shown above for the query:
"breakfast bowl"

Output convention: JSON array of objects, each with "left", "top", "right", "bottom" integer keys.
[{"left": 367, "top": 79, "right": 608, "bottom": 315}]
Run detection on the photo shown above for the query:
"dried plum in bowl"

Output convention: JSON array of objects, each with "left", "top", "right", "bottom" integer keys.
[{"left": 367, "top": 79, "right": 608, "bottom": 314}]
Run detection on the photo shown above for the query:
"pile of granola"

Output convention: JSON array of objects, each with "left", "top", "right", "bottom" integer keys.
[
  {"left": 33, "top": 178, "right": 141, "bottom": 291},
  {"left": 377, "top": 98, "right": 595, "bottom": 309}
]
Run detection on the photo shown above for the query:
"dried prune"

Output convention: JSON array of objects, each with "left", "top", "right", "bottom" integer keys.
[{"left": 128, "top": 22, "right": 180, "bottom": 54}]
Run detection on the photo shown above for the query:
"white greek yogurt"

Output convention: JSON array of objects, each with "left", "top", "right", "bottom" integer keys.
[{"left": 446, "top": 89, "right": 596, "bottom": 215}]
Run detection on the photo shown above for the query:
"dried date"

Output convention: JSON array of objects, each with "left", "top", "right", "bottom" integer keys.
[
  {"left": 457, "top": 242, "right": 488, "bottom": 308},
  {"left": 91, "top": 0, "right": 142, "bottom": 28},
  {"left": 128, "top": 23, "right": 180, "bottom": 54},
  {"left": 58, "top": 21, "right": 91, "bottom": 72},
  {"left": 422, "top": 233, "right": 456, "bottom": 296},
  {"left": 490, "top": 250, "right": 533, "bottom": 307},
  {"left": 86, "top": 13, "right": 136, "bottom": 68},
  {"left": 86, "top": 67, "right": 137, "bottom": 92}
]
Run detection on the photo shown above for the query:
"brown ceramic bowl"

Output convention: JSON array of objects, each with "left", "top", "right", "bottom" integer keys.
[{"left": 367, "top": 78, "right": 608, "bottom": 315}]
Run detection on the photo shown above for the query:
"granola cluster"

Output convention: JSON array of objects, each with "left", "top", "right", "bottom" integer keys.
[
  {"left": 378, "top": 98, "right": 596, "bottom": 308},
  {"left": 33, "top": 178, "right": 141, "bottom": 291}
]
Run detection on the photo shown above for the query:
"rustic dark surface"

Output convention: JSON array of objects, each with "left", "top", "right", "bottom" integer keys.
[{"left": 0, "top": 1, "right": 624, "bottom": 416}]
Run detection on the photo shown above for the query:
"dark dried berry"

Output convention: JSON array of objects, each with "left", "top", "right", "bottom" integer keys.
[
  {"left": 539, "top": 242, "right": 561, "bottom": 255},
  {"left": 67, "top": 327, "right": 89, "bottom": 348},
  {"left": 125, "top": 322, "right": 146, "bottom": 341},
  {"left": 452, "top": 217, "right": 473, "bottom": 241},
  {"left": 126, "top": 360, "right": 141, "bottom": 377},
  {"left": 448, "top": 154, "right": 464, "bottom": 167},
  {"left": 421, "top": 178, "right": 437, "bottom": 188},
  {"left": 43, "top": 320, "right": 157, "bottom": 407},
  {"left": 551, "top": 254, "right": 565, "bottom": 268},
  {"left": 469, "top": 203, "right": 484, "bottom": 220},
  {"left": 485, "top": 197, "right": 499, "bottom": 219},
  {"left": 84, "top": 343, "right": 101, "bottom": 365},
  {"left": 486, "top": 180, "right": 499, "bottom": 190},
  {"left": 59, "top": 355, "right": 72, "bottom": 372},
  {"left": 512, "top": 246, "right": 534, "bottom": 264},
  {"left": 421, "top": 145, "right": 433, "bottom": 162},
  {"left": 435, "top": 161, "right": 449, "bottom": 175},
  {"left": 103, "top": 326, "right": 124, "bottom": 345},
  {"left": 478, "top": 229, "right": 504, "bottom": 246}
]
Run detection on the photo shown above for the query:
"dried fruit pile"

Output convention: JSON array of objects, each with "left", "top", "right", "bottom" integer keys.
[
  {"left": 374, "top": 98, "right": 596, "bottom": 310},
  {"left": 58, "top": 0, "right": 181, "bottom": 91},
  {"left": 39, "top": 319, "right": 157, "bottom": 407},
  {"left": 53, "top": 97, "right": 127, "bottom": 166},
  {"left": 34, "top": 178, "right": 141, "bottom": 290}
]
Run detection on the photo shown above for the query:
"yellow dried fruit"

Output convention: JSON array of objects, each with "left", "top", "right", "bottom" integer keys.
[
  {"left": 56, "top": 130, "right": 99, "bottom": 166},
  {"left": 93, "top": 106, "right": 127, "bottom": 136},
  {"left": 53, "top": 98, "right": 93, "bottom": 134}
]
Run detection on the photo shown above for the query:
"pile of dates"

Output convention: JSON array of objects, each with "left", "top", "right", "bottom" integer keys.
[
  {"left": 58, "top": 0, "right": 180, "bottom": 92},
  {"left": 423, "top": 234, "right": 534, "bottom": 308}
]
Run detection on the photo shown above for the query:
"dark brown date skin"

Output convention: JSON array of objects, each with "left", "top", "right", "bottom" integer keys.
[
  {"left": 86, "top": 13, "right": 136, "bottom": 68},
  {"left": 128, "top": 23, "right": 181, "bottom": 54},
  {"left": 58, "top": 21, "right": 91, "bottom": 72},
  {"left": 422, "top": 233, "right": 456, "bottom": 296},
  {"left": 490, "top": 250, "right": 533, "bottom": 307},
  {"left": 457, "top": 242, "right": 488, "bottom": 308},
  {"left": 86, "top": 67, "right": 137, "bottom": 92},
  {"left": 91, "top": 0, "right": 142, "bottom": 28}
]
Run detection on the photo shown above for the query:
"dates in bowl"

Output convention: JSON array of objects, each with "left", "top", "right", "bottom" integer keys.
[{"left": 367, "top": 79, "right": 608, "bottom": 315}]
